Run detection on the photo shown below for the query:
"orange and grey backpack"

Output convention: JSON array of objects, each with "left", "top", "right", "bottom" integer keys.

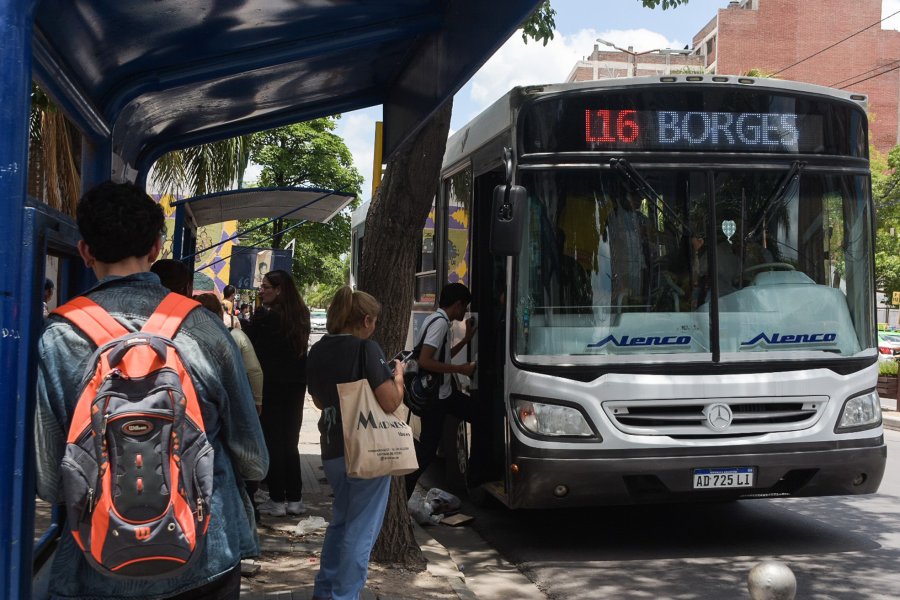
[{"left": 52, "top": 292, "right": 214, "bottom": 578}]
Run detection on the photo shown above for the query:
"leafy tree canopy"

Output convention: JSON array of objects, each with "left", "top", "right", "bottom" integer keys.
[
  {"left": 239, "top": 117, "right": 363, "bottom": 298},
  {"left": 522, "top": 0, "right": 687, "bottom": 45},
  {"left": 872, "top": 144, "right": 900, "bottom": 297}
]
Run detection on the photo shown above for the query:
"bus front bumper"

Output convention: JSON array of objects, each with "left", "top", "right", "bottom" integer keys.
[{"left": 506, "top": 437, "right": 886, "bottom": 509}]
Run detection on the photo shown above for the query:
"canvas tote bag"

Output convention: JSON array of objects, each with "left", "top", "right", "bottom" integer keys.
[{"left": 338, "top": 342, "right": 418, "bottom": 479}]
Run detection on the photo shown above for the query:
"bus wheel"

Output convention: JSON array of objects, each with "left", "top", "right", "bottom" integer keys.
[{"left": 443, "top": 417, "right": 490, "bottom": 506}]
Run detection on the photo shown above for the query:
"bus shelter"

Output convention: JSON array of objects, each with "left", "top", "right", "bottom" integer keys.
[{"left": 0, "top": 1, "right": 542, "bottom": 597}]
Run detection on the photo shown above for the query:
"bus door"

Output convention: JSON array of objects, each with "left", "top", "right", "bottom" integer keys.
[
  {"left": 21, "top": 199, "right": 91, "bottom": 599},
  {"left": 440, "top": 162, "right": 509, "bottom": 500},
  {"left": 471, "top": 166, "right": 508, "bottom": 496}
]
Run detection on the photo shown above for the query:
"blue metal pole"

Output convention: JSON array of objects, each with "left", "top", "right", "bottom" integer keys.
[{"left": 0, "top": 1, "right": 40, "bottom": 598}]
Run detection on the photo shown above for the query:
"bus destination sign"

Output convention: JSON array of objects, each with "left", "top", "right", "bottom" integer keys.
[{"left": 585, "top": 109, "right": 805, "bottom": 152}]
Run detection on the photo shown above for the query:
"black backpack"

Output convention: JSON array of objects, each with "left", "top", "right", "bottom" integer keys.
[{"left": 403, "top": 313, "right": 449, "bottom": 416}]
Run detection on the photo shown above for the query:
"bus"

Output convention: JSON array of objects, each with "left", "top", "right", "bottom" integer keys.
[{"left": 364, "top": 75, "right": 887, "bottom": 508}]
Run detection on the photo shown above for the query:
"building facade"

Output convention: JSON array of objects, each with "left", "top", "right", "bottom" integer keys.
[
  {"left": 694, "top": 0, "right": 900, "bottom": 153},
  {"left": 568, "top": 0, "right": 900, "bottom": 152},
  {"left": 566, "top": 44, "right": 705, "bottom": 82}
]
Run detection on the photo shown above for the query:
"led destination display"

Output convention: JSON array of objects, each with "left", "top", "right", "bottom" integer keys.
[
  {"left": 585, "top": 109, "right": 802, "bottom": 151},
  {"left": 520, "top": 90, "right": 863, "bottom": 156}
]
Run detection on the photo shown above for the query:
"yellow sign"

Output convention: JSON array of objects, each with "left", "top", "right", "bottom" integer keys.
[{"left": 893, "top": 291, "right": 900, "bottom": 305}]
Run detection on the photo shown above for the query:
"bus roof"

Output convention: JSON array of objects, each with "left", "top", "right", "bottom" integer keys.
[
  {"left": 442, "top": 75, "right": 869, "bottom": 171},
  {"left": 32, "top": 0, "right": 540, "bottom": 178}
]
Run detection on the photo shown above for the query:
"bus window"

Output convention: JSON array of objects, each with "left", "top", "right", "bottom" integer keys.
[
  {"left": 414, "top": 200, "right": 437, "bottom": 305},
  {"left": 714, "top": 170, "right": 873, "bottom": 359},
  {"left": 444, "top": 167, "right": 472, "bottom": 288},
  {"left": 514, "top": 168, "right": 710, "bottom": 360}
]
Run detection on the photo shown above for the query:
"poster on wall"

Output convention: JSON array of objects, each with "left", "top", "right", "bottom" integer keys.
[{"left": 229, "top": 247, "right": 292, "bottom": 289}]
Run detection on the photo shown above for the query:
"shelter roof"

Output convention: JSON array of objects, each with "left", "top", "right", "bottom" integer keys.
[
  {"left": 32, "top": 0, "right": 540, "bottom": 176},
  {"left": 170, "top": 187, "right": 354, "bottom": 227}
]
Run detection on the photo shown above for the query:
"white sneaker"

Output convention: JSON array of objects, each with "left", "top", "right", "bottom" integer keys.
[
  {"left": 253, "top": 488, "right": 270, "bottom": 504},
  {"left": 286, "top": 500, "right": 307, "bottom": 515},
  {"left": 257, "top": 499, "right": 286, "bottom": 517}
]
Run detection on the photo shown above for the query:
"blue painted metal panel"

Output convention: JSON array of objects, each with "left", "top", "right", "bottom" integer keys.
[
  {"left": 31, "top": 0, "right": 542, "bottom": 172},
  {"left": 0, "top": 2, "right": 39, "bottom": 598}
]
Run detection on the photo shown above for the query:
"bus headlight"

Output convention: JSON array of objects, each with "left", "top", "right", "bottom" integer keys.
[
  {"left": 514, "top": 399, "right": 595, "bottom": 437},
  {"left": 836, "top": 391, "right": 881, "bottom": 432}
]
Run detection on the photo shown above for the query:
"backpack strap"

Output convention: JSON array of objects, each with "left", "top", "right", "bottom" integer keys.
[
  {"left": 51, "top": 296, "right": 129, "bottom": 348},
  {"left": 141, "top": 292, "right": 200, "bottom": 338},
  {"left": 414, "top": 312, "right": 450, "bottom": 362}
]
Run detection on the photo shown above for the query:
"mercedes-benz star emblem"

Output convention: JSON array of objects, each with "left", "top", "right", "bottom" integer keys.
[{"left": 704, "top": 403, "right": 733, "bottom": 431}]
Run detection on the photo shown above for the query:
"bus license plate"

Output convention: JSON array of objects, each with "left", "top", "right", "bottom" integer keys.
[{"left": 693, "top": 467, "right": 754, "bottom": 489}]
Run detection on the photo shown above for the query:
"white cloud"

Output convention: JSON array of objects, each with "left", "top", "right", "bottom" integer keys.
[
  {"left": 459, "top": 27, "right": 683, "bottom": 123},
  {"left": 332, "top": 26, "right": 685, "bottom": 201},
  {"left": 884, "top": 0, "right": 900, "bottom": 30},
  {"left": 334, "top": 107, "right": 381, "bottom": 202}
]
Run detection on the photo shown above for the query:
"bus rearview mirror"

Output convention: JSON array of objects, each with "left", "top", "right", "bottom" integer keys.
[{"left": 491, "top": 184, "right": 526, "bottom": 256}]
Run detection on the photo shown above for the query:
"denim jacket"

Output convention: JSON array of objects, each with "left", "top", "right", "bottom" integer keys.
[{"left": 35, "top": 273, "right": 269, "bottom": 600}]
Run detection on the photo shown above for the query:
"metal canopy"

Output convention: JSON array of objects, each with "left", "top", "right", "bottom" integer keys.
[
  {"left": 31, "top": 0, "right": 541, "bottom": 176},
  {"left": 171, "top": 187, "right": 354, "bottom": 227}
]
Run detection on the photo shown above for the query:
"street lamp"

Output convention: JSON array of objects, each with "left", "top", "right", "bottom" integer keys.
[
  {"left": 596, "top": 38, "right": 659, "bottom": 77},
  {"left": 596, "top": 38, "right": 693, "bottom": 76},
  {"left": 658, "top": 48, "right": 693, "bottom": 75}
]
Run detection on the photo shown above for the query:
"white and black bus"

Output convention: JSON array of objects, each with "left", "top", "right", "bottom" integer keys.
[{"left": 355, "top": 76, "right": 886, "bottom": 508}]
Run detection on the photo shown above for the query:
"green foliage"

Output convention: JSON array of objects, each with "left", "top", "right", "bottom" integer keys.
[
  {"left": 522, "top": 0, "right": 686, "bottom": 45},
  {"left": 240, "top": 117, "right": 363, "bottom": 292},
  {"left": 670, "top": 66, "right": 704, "bottom": 74},
  {"left": 879, "top": 359, "right": 898, "bottom": 376},
  {"left": 639, "top": 0, "right": 689, "bottom": 8},
  {"left": 521, "top": 1, "right": 556, "bottom": 46},
  {"left": 873, "top": 144, "right": 900, "bottom": 295},
  {"left": 742, "top": 68, "right": 779, "bottom": 78},
  {"left": 152, "top": 136, "right": 251, "bottom": 196}
]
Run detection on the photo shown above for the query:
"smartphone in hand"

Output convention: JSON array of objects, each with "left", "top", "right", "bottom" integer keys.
[
  {"left": 389, "top": 350, "right": 413, "bottom": 371},
  {"left": 393, "top": 350, "right": 413, "bottom": 363}
]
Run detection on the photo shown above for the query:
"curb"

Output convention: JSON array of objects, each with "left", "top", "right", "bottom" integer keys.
[
  {"left": 412, "top": 520, "right": 479, "bottom": 600},
  {"left": 883, "top": 412, "right": 900, "bottom": 432}
]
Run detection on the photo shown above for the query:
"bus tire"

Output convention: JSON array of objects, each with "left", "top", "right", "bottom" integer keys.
[{"left": 442, "top": 416, "right": 491, "bottom": 506}]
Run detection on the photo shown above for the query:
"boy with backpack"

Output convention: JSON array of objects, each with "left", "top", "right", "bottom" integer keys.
[
  {"left": 34, "top": 181, "right": 268, "bottom": 599},
  {"left": 403, "top": 282, "right": 481, "bottom": 497}
]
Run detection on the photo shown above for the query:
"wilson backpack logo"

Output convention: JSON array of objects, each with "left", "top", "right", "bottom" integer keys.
[
  {"left": 122, "top": 420, "right": 153, "bottom": 435},
  {"left": 53, "top": 293, "right": 214, "bottom": 578}
]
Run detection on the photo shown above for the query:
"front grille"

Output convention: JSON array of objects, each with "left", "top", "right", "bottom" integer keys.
[{"left": 603, "top": 396, "right": 827, "bottom": 437}]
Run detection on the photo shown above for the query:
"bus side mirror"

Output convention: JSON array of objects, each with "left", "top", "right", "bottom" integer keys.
[{"left": 491, "top": 184, "right": 526, "bottom": 256}]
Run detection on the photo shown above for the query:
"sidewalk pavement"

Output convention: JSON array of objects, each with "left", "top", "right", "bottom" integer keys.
[
  {"left": 881, "top": 396, "right": 900, "bottom": 432},
  {"left": 239, "top": 397, "right": 544, "bottom": 600}
]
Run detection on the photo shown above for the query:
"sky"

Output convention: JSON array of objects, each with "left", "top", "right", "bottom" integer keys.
[{"left": 247, "top": 0, "right": 900, "bottom": 202}]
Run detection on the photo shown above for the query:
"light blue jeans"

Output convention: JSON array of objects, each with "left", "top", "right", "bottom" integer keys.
[{"left": 313, "top": 457, "right": 391, "bottom": 600}]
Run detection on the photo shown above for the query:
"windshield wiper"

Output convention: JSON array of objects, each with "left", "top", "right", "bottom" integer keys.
[
  {"left": 745, "top": 160, "right": 805, "bottom": 242},
  {"left": 609, "top": 158, "right": 692, "bottom": 236}
]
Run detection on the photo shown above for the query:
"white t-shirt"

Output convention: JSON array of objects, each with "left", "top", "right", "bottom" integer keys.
[{"left": 418, "top": 309, "right": 452, "bottom": 399}]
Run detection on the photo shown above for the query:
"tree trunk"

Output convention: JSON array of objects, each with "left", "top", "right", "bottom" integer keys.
[{"left": 360, "top": 99, "right": 453, "bottom": 568}]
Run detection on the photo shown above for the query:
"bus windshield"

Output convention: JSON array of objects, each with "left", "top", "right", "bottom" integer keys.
[{"left": 513, "top": 167, "right": 874, "bottom": 363}]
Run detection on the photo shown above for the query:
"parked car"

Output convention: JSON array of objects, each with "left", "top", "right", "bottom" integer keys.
[
  {"left": 878, "top": 331, "right": 900, "bottom": 362},
  {"left": 310, "top": 309, "right": 327, "bottom": 333}
]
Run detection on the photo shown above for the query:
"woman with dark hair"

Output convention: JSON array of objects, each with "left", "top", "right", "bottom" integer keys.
[
  {"left": 307, "top": 286, "right": 404, "bottom": 600},
  {"left": 245, "top": 269, "right": 311, "bottom": 516}
]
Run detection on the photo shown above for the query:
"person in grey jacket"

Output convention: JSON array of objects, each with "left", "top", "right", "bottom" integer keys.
[{"left": 34, "top": 181, "right": 268, "bottom": 600}]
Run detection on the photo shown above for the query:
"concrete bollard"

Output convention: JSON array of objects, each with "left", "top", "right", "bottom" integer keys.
[{"left": 747, "top": 561, "right": 797, "bottom": 600}]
